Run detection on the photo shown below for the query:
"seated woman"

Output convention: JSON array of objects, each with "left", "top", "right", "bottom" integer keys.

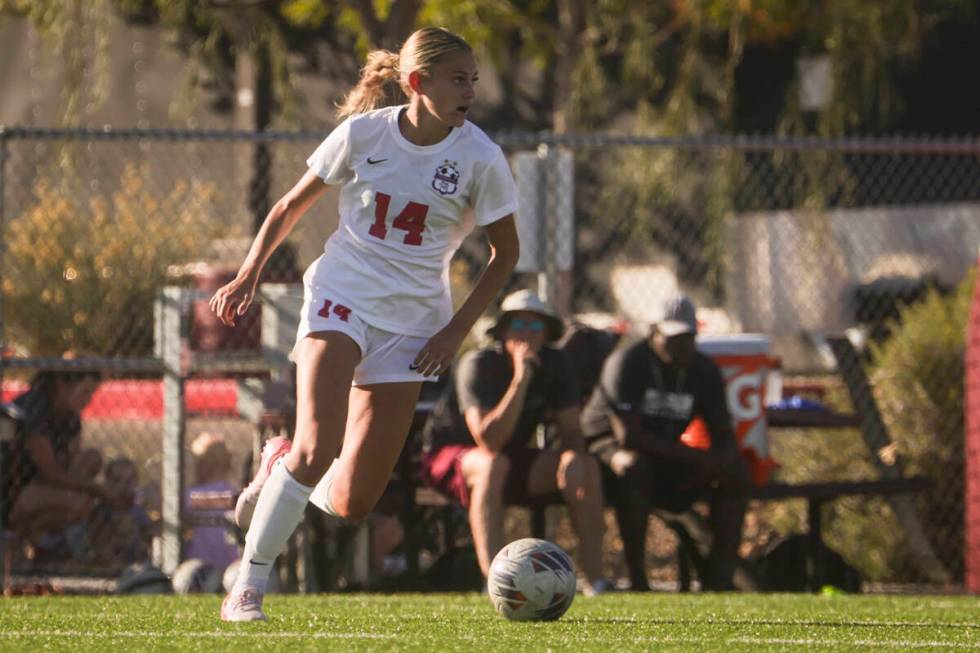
[{"left": 2, "top": 369, "right": 120, "bottom": 558}]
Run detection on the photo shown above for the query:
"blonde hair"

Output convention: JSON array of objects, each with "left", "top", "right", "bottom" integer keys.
[
  {"left": 337, "top": 27, "right": 472, "bottom": 119},
  {"left": 190, "top": 431, "right": 231, "bottom": 484}
]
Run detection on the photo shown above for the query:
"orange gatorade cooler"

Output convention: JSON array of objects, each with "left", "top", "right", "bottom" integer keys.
[{"left": 690, "top": 334, "right": 781, "bottom": 486}]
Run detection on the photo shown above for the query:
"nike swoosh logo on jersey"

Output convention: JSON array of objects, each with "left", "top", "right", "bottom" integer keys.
[
  {"left": 408, "top": 363, "right": 421, "bottom": 371},
  {"left": 367, "top": 157, "right": 388, "bottom": 165}
]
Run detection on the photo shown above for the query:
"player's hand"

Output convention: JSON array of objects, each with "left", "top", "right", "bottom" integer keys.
[
  {"left": 609, "top": 449, "right": 637, "bottom": 476},
  {"left": 509, "top": 341, "right": 540, "bottom": 382},
  {"left": 413, "top": 326, "right": 465, "bottom": 377},
  {"left": 209, "top": 274, "right": 258, "bottom": 327}
]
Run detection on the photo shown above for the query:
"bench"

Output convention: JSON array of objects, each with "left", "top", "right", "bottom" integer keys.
[
  {"left": 401, "top": 402, "right": 931, "bottom": 591},
  {"left": 230, "top": 315, "right": 941, "bottom": 591},
  {"left": 666, "top": 476, "right": 931, "bottom": 591},
  {"left": 654, "top": 335, "right": 939, "bottom": 592},
  {"left": 399, "top": 464, "right": 930, "bottom": 592},
  {"left": 239, "top": 406, "right": 932, "bottom": 592},
  {"left": 260, "top": 406, "right": 933, "bottom": 593}
]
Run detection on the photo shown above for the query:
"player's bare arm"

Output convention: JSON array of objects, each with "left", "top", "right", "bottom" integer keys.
[
  {"left": 465, "top": 338, "right": 537, "bottom": 451},
  {"left": 412, "top": 213, "right": 519, "bottom": 376},
  {"left": 209, "top": 169, "right": 331, "bottom": 326}
]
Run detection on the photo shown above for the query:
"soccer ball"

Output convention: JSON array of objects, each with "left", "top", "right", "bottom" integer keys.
[
  {"left": 172, "top": 558, "right": 223, "bottom": 594},
  {"left": 487, "top": 538, "right": 576, "bottom": 621},
  {"left": 116, "top": 562, "right": 173, "bottom": 595}
]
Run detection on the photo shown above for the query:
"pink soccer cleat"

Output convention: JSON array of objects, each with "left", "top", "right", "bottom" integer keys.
[
  {"left": 234, "top": 435, "right": 292, "bottom": 531},
  {"left": 220, "top": 587, "right": 267, "bottom": 622}
]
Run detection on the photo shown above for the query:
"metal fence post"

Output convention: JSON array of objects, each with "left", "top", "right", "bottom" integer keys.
[
  {"left": 157, "top": 286, "right": 188, "bottom": 575},
  {"left": 0, "top": 125, "right": 7, "bottom": 357},
  {"left": 537, "top": 143, "right": 558, "bottom": 309},
  {"left": 0, "top": 126, "right": 7, "bottom": 538},
  {"left": 535, "top": 140, "right": 574, "bottom": 317}
]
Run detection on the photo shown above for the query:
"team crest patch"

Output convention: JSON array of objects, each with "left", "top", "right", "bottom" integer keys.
[{"left": 432, "top": 160, "right": 460, "bottom": 195}]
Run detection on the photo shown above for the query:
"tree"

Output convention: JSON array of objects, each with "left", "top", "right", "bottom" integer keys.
[
  {"left": 0, "top": 0, "right": 114, "bottom": 126},
  {"left": 341, "top": 0, "right": 422, "bottom": 51},
  {"left": 3, "top": 165, "right": 223, "bottom": 356}
]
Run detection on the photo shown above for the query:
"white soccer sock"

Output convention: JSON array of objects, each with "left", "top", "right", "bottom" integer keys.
[
  {"left": 233, "top": 459, "right": 313, "bottom": 594},
  {"left": 309, "top": 458, "right": 341, "bottom": 517}
]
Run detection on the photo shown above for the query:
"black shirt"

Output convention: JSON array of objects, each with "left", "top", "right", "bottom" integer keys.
[
  {"left": 580, "top": 338, "right": 733, "bottom": 449},
  {"left": 423, "top": 344, "right": 580, "bottom": 454}
]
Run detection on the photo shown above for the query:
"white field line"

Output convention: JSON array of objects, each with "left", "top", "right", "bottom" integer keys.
[
  {"left": 0, "top": 631, "right": 978, "bottom": 648},
  {"left": 0, "top": 631, "right": 396, "bottom": 639},
  {"left": 586, "top": 618, "right": 980, "bottom": 629},
  {"left": 729, "top": 638, "right": 980, "bottom": 649}
]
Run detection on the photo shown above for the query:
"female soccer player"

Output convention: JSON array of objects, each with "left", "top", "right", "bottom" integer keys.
[{"left": 210, "top": 27, "right": 519, "bottom": 621}]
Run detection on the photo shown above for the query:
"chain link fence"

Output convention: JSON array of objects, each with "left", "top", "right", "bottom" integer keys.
[{"left": 1, "top": 127, "right": 978, "bottom": 591}]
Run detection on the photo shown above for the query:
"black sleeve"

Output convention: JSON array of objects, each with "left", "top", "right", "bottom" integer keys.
[
  {"left": 547, "top": 347, "right": 580, "bottom": 412},
  {"left": 580, "top": 343, "right": 636, "bottom": 437},
  {"left": 598, "top": 343, "right": 643, "bottom": 419},
  {"left": 455, "top": 350, "right": 500, "bottom": 413}
]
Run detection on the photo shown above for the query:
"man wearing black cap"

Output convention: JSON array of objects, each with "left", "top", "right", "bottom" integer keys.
[
  {"left": 581, "top": 293, "right": 750, "bottom": 591},
  {"left": 421, "top": 289, "right": 609, "bottom": 594}
]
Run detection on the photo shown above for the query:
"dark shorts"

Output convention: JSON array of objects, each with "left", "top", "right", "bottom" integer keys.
[
  {"left": 589, "top": 435, "right": 707, "bottom": 513},
  {"left": 419, "top": 445, "right": 545, "bottom": 508}
]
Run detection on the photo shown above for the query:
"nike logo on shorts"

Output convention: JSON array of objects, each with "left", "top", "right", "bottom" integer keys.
[
  {"left": 367, "top": 157, "right": 388, "bottom": 165},
  {"left": 249, "top": 560, "right": 269, "bottom": 566},
  {"left": 408, "top": 363, "right": 421, "bottom": 371}
]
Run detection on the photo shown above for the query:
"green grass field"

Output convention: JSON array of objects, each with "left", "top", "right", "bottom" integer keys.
[{"left": 1, "top": 592, "right": 978, "bottom": 652}]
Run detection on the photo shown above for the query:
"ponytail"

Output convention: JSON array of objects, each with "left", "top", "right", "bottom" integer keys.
[
  {"left": 336, "top": 28, "right": 472, "bottom": 119},
  {"left": 336, "top": 50, "right": 403, "bottom": 119}
]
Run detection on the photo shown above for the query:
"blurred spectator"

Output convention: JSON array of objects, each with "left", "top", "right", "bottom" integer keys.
[
  {"left": 183, "top": 432, "right": 240, "bottom": 573},
  {"left": 581, "top": 294, "right": 751, "bottom": 591},
  {"left": 1, "top": 369, "right": 122, "bottom": 556},
  {"left": 421, "top": 290, "right": 609, "bottom": 594},
  {"left": 83, "top": 457, "right": 154, "bottom": 567},
  {"left": 558, "top": 321, "right": 624, "bottom": 406}
]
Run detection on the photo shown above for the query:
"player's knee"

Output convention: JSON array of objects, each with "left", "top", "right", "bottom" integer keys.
[
  {"left": 486, "top": 452, "right": 510, "bottom": 489},
  {"left": 336, "top": 496, "right": 372, "bottom": 521},
  {"left": 287, "top": 439, "right": 334, "bottom": 479},
  {"left": 325, "top": 482, "right": 371, "bottom": 521},
  {"left": 466, "top": 449, "right": 510, "bottom": 491}
]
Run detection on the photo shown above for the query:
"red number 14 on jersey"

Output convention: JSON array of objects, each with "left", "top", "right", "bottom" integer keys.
[{"left": 369, "top": 192, "right": 429, "bottom": 246}]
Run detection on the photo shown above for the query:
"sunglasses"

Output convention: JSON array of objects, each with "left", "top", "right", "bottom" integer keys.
[{"left": 508, "top": 318, "right": 545, "bottom": 332}]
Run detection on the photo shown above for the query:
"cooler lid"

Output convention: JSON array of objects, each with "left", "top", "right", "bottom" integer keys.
[{"left": 696, "top": 333, "right": 771, "bottom": 355}]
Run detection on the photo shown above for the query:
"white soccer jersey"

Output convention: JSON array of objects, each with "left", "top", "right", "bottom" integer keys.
[{"left": 305, "top": 105, "right": 518, "bottom": 338}]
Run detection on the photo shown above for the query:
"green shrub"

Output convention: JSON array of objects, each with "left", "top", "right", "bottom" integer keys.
[
  {"left": 763, "top": 269, "right": 973, "bottom": 583},
  {"left": 2, "top": 163, "right": 224, "bottom": 357},
  {"left": 866, "top": 267, "right": 973, "bottom": 580}
]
